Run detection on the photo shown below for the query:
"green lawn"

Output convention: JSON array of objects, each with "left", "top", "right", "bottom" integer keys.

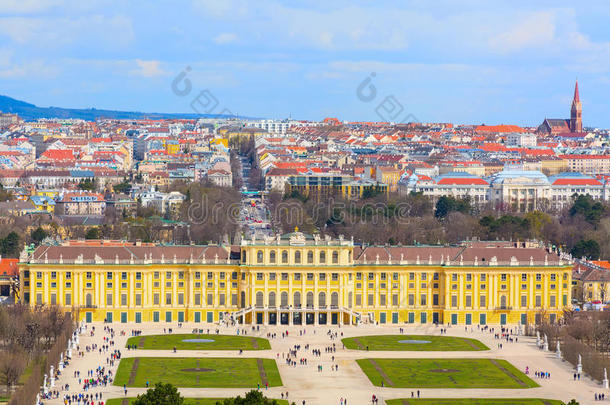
[
  {"left": 106, "top": 398, "right": 289, "bottom": 405},
  {"left": 126, "top": 334, "right": 270, "bottom": 350},
  {"left": 342, "top": 335, "right": 488, "bottom": 351},
  {"left": 114, "top": 357, "right": 282, "bottom": 388},
  {"left": 385, "top": 400, "right": 563, "bottom": 405},
  {"left": 356, "top": 358, "right": 538, "bottom": 389}
]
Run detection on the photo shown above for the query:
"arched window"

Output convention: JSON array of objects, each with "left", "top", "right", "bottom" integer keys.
[
  {"left": 332, "top": 251, "right": 339, "bottom": 264},
  {"left": 318, "top": 292, "right": 326, "bottom": 307},
  {"left": 294, "top": 292, "right": 301, "bottom": 307},
  {"left": 240, "top": 291, "right": 246, "bottom": 308},
  {"left": 256, "top": 291, "right": 264, "bottom": 307},
  {"left": 306, "top": 292, "right": 314, "bottom": 307},
  {"left": 269, "top": 291, "right": 276, "bottom": 307},
  {"left": 319, "top": 251, "right": 326, "bottom": 263},
  {"left": 281, "top": 291, "right": 288, "bottom": 307},
  {"left": 331, "top": 292, "right": 339, "bottom": 307},
  {"left": 257, "top": 250, "right": 264, "bottom": 264},
  {"left": 241, "top": 250, "right": 247, "bottom": 263},
  {"left": 295, "top": 251, "right": 301, "bottom": 264},
  {"left": 270, "top": 251, "right": 276, "bottom": 263},
  {"left": 86, "top": 293, "right": 92, "bottom": 307},
  {"left": 282, "top": 250, "right": 288, "bottom": 263},
  {"left": 307, "top": 250, "right": 314, "bottom": 264},
  {"left": 348, "top": 292, "right": 353, "bottom": 308}
]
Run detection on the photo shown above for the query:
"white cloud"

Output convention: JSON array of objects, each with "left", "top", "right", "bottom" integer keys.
[
  {"left": 131, "top": 60, "right": 166, "bottom": 78},
  {"left": 0, "top": 47, "right": 59, "bottom": 79},
  {"left": 192, "top": 0, "right": 249, "bottom": 18},
  {"left": 0, "top": 14, "right": 134, "bottom": 48},
  {"left": 0, "top": 59, "right": 59, "bottom": 79},
  {"left": 488, "top": 11, "right": 556, "bottom": 53},
  {"left": 1, "top": 0, "right": 60, "bottom": 14},
  {"left": 213, "top": 33, "right": 238, "bottom": 44}
]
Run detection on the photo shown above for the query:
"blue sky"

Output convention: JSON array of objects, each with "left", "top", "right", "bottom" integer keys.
[{"left": 1, "top": 0, "right": 610, "bottom": 127}]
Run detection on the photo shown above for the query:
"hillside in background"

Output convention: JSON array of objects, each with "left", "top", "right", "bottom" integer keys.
[{"left": 0, "top": 95, "right": 240, "bottom": 121}]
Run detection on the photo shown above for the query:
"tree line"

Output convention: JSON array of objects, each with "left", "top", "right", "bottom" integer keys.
[
  {"left": 0, "top": 305, "right": 73, "bottom": 400},
  {"left": 268, "top": 190, "right": 609, "bottom": 259},
  {"left": 132, "top": 383, "right": 293, "bottom": 405}
]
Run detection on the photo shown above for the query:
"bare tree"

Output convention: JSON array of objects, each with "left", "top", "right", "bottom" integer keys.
[{"left": 0, "top": 350, "right": 26, "bottom": 395}]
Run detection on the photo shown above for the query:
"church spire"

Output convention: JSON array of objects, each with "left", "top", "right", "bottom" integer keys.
[
  {"left": 573, "top": 80, "right": 580, "bottom": 103},
  {"left": 570, "top": 79, "right": 582, "bottom": 132}
]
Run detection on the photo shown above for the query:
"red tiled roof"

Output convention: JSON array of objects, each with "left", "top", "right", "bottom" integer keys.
[
  {"left": 40, "top": 149, "right": 75, "bottom": 161},
  {"left": 437, "top": 178, "right": 489, "bottom": 185},
  {"left": 475, "top": 125, "right": 524, "bottom": 133},
  {"left": 59, "top": 192, "right": 105, "bottom": 202},
  {"left": 552, "top": 179, "right": 602, "bottom": 186},
  {"left": 479, "top": 143, "right": 507, "bottom": 152},
  {"left": 0, "top": 258, "right": 18, "bottom": 276},
  {"left": 266, "top": 168, "right": 299, "bottom": 176},
  {"left": 559, "top": 155, "right": 610, "bottom": 160}
]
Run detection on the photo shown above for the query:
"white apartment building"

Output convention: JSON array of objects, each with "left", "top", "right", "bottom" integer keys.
[
  {"left": 406, "top": 170, "right": 609, "bottom": 212},
  {"left": 134, "top": 188, "right": 186, "bottom": 215},
  {"left": 505, "top": 132, "right": 537, "bottom": 148},
  {"left": 246, "top": 120, "right": 322, "bottom": 135}
]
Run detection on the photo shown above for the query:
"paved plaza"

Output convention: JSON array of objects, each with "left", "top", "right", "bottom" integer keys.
[{"left": 45, "top": 322, "right": 601, "bottom": 405}]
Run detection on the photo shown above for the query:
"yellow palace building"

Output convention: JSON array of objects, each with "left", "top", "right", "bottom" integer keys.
[{"left": 18, "top": 233, "right": 572, "bottom": 326}]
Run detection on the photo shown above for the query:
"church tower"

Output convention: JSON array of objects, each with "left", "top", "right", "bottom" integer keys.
[{"left": 570, "top": 80, "right": 582, "bottom": 132}]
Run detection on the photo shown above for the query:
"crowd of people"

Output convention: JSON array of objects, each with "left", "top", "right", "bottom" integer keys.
[
  {"left": 36, "top": 319, "right": 594, "bottom": 405},
  {"left": 50, "top": 326, "right": 122, "bottom": 405}
]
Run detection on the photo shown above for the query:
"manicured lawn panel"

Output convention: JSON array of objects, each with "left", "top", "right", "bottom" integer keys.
[
  {"left": 342, "top": 335, "right": 488, "bottom": 351},
  {"left": 106, "top": 399, "right": 289, "bottom": 405},
  {"left": 356, "top": 358, "right": 538, "bottom": 389},
  {"left": 114, "top": 357, "right": 282, "bottom": 388},
  {"left": 385, "top": 400, "right": 563, "bottom": 405},
  {"left": 126, "top": 334, "right": 271, "bottom": 350},
  {"left": 113, "top": 357, "right": 134, "bottom": 386}
]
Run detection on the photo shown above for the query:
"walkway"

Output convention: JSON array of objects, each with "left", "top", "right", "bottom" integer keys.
[{"left": 45, "top": 323, "right": 600, "bottom": 405}]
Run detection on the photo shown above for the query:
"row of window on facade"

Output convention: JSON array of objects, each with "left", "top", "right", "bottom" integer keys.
[
  {"left": 30, "top": 272, "right": 567, "bottom": 293},
  {"left": 29, "top": 270, "right": 568, "bottom": 283},
  {"left": 251, "top": 291, "right": 565, "bottom": 309},
  {"left": 246, "top": 250, "right": 341, "bottom": 264},
  {"left": 31, "top": 270, "right": 239, "bottom": 281},
  {"left": 254, "top": 291, "right": 339, "bottom": 308},
  {"left": 34, "top": 289, "right": 565, "bottom": 310},
  {"left": 36, "top": 291, "right": 240, "bottom": 307}
]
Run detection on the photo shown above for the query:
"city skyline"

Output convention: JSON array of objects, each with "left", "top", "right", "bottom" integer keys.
[{"left": 2, "top": 1, "right": 610, "bottom": 127}]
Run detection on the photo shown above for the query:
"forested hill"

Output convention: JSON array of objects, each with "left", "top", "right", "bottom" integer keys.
[{"left": 0, "top": 94, "right": 239, "bottom": 121}]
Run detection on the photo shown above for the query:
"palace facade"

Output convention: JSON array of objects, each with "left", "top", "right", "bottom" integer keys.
[{"left": 19, "top": 233, "right": 572, "bottom": 326}]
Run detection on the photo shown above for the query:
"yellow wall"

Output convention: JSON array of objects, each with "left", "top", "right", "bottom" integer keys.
[{"left": 20, "top": 243, "right": 571, "bottom": 326}]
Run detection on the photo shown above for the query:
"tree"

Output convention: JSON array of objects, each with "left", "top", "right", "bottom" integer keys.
[
  {"left": 113, "top": 178, "right": 131, "bottom": 194},
  {"left": 567, "top": 400, "right": 579, "bottom": 405},
  {"left": 524, "top": 211, "right": 551, "bottom": 239},
  {"left": 0, "top": 183, "right": 12, "bottom": 202},
  {"left": 571, "top": 239, "right": 601, "bottom": 260},
  {"left": 1, "top": 232, "right": 20, "bottom": 257},
  {"left": 404, "top": 191, "right": 432, "bottom": 217},
  {"left": 31, "top": 227, "right": 48, "bottom": 244},
  {"left": 0, "top": 351, "right": 26, "bottom": 395},
  {"left": 85, "top": 227, "right": 101, "bottom": 240},
  {"left": 77, "top": 178, "right": 96, "bottom": 191},
  {"left": 569, "top": 194, "right": 606, "bottom": 226},
  {"left": 218, "top": 390, "right": 295, "bottom": 405},
  {"left": 435, "top": 196, "right": 470, "bottom": 219},
  {"left": 361, "top": 187, "right": 383, "bottom": 199},
  {"left": 133, "top": 383, "right": 184, "bottom": 405}
]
